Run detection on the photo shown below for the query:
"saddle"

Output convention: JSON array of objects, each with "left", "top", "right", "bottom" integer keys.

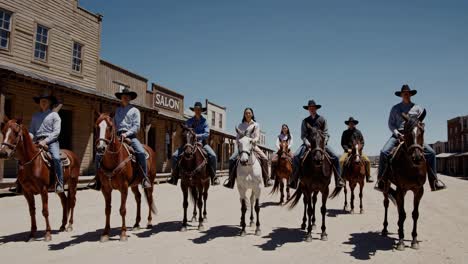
[
  {"left": 300, "top": 148, "right": 333, "bottom": 177},
  {"left": 122, "top": 140, "right": 150, "bottom": 163},
  {"left": 41, "top": 150, "right": 71, "bottom": 167}
]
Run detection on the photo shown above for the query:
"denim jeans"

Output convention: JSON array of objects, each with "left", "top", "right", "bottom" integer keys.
[
  {"left": 172, "top": 144, "right": 217, "bottom": 174},
  {"left": 377, "top": 136, "right": 436, "bottom": 178},
  {"left": 48, "top": 141, "right": 64, "bottom": 185}
]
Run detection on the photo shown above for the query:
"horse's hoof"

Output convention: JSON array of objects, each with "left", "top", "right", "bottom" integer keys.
[
  {"left": 321, "top": 234, "right": 328, "bottom": 241},
  {"left": 312, "top": 224, "right": 317, "bottom": 230},
  {"left": 27, "top": 237, "right": 35, "bottom": 243},
  {"left": 240, "top": 230, "right": 247, "bottom": 237},
  {"left": 203, "top": 217, "right": 208, "bottom": 223},
  {"left": 146, "top": 224, "right": 153, "bottom": 229},
  {"left": 360, "top": 209, "right": 364, "bottom": 214},
  {"left": 190, "top": 217, "right": 197, "bottom": 223},
  {"left": 249, "top": 221, "right": 255, "bottom": 227},
  {"left": 59, "top": 226, "right": 66, "bottom": 232},
  {"left": 350, "top": 209, "right": 355, "bottom": 214},
  {"left": 100, "top": 235, "right": 110, "bottom": 243},
  {"left": 180, "top": 226, "right": 187, "bottom": 232},
  {"left": 132, "top": 225, "right": 141, "bottom": 231},
  {"left": 411, "top": 241, "right": 420, "bottom": 250},
  {"left": 305, "top": 235, "right": 313, "bottom": 242},
  {"left": 301, "top": 224, "right": 306, "bottom": 230},
  {"left": 255, "top": 229, "right": 262, "bottom": 236},
  {"left": 44, "top": 235, "right": 52, "bottom": 242},
  {"left": 120, "top": 235, "right": 128, "bottom": 242},
  {"left": 198, "top": 225, "right": 205, "bottom": 232},
  {"left": 396, "top": 241, "right": 405, "bottom": 251},
  {"left": 344, "top": 206, "right": 350, "bottom": 212},
  {"left": 66, "top": 226, "right": 73, "bottom": 232}
]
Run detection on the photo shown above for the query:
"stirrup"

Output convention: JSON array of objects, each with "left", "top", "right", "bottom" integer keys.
[{"left": 141, "top": 178, "right": 152, "bottom": 189}]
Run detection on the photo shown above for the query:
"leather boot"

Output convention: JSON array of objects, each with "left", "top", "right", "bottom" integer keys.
[
  {"left": 365, "top": 161, "right": 374, "bottom": 182},
  {"left": 260, "top": 159, "right": 273, "bottom": 187},
  {"left": 168, "top": 167, "right": 179, "bottom": 186},
  {"left": 223, "top": 165, "right": 237, "bottom": 189},
  {"left": 141, "top": 176, "right": 152, "bottom": 189},
  {"left": 334, "top": 173, "right": 345, "bottom": 188},
  {"left": 427, "top": 166, "right": 446, "bottom": 191},
  {"left": 209, "top": 166, "right": 220, "bottom": 186}
]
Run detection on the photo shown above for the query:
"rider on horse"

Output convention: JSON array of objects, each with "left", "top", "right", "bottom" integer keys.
[
  {"left": 375, "top": 84, "right": 446, "bottom": 192},
  {"left": 224, "top": 107, "right": 273, "bottom": 189},
  {"left": 28, "top": 91, "right": 64, "bottom": 193},
  {"left": 270, "top": 124, "right": 294, "bottom": 181},
  {"left": 168, "top": 102, "right": 220, "bottom": 186},
  {"left": 289, "top": 100, "right": 345, "bottom": 189},
  {"left": 339, "top": 117, "right": 373, "bottom": 182},
  {"left": 88, "top": 88, "right": 152, "bottom": 190}
]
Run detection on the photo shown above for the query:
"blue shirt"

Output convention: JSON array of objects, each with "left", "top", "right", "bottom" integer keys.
[
  {"left": 114, "top": 104, "right": 141, "bottom": 137},
  {"left": 388, "top": 102, "right": 425, "bottom": 136},
  {"left": 186, "top": 116, "right": 210, "bottom": 143},
  {"left": 29, "top": 109, "right": 61, "bottom": 144}
]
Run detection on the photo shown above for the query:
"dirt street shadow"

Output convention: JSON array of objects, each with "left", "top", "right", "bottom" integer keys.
[
  {"left": 191, "top": 225, "right": 240, "bottom": 244},
  {"left": 256, "top": 227, "right": 307, "bottom": 251},
  {"left": 343, "top": 231, "right": 395, "bottom": 260}
]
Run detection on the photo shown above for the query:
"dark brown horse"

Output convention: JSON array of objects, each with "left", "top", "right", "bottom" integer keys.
[
  {"left": 342, "top": 140, "right": 366, "bottom": 214},
  {"left": 0, "top": 118, "right": 80, "bottom": 242},
  {"left": 95, "top": 113, "right": 156, "bottom": 242},
  {"left": 288, "top": 125, "right": 342, "bottom": 242},
  {"left": 178, "top": 124, "right": 210, "bottom": 232},
  {"left": 381, "top": 112, "right": 427, "bottom": 251},
  {"left": 270, "top": 140, "right": 293, "bottom": 204}
]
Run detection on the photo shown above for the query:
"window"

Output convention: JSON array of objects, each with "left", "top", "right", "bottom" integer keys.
[
  {"left": 116, "top": 83, "right": 129, "bottom": 92},
  {"left": 211, "top": 111, "right": 215, "bottom": 126},
  {"left": 72, "top": 42, "right": 83, "bottom": 72},
  {"left": 34, "top": 24, "right": 49, "bottom": 61},
  {"left": 219, "top": 113, "right": 223, "bottom": 129},
  {"left": 0, "top": 9, "right": 12, "bottom": 50}
]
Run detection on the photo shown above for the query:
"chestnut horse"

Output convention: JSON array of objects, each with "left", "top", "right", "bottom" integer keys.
[
  {"left": 95, "top": 113, "right": 156, "bottom": 242},
  {"left": 0, "top": 118, "right": 80, "bottom": 242},
  {"left": 342, "top": 140, "right": 366, "bottom": 214},
  {"left": 288, "top": 125, "right": 342, "bottom": 242},
  {"left": 270, "top": 140, "right": 292, "bottom": 204},
  {"left": 178, "top": 124, "right": 210, "bottom": 232},
  {"left": 381, "top": 111, "right": 427, "bottom": 251}
]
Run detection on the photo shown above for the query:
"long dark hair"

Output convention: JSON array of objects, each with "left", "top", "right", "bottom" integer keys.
[
  {"left": 241, "top": 107, "right": 256, "bottom": 123},
  {"left": 279, "top": 124, "right": 291, "bottom": 140}
]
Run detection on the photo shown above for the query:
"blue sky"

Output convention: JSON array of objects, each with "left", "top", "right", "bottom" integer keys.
[{"left": 80, "top": 0, "right": 468, "bottom": 155}]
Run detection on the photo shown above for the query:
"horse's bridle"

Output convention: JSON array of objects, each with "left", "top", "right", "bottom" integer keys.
[
  {"left": 1, "top": 123, "right": 23, "bottom": 159},
  {"left": 95, "top": 118, "right": 123, "bottom": 155}
]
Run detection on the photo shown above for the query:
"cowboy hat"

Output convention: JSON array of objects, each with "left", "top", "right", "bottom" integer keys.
[
  {"left": 115, "top": 87, "right": 138, "bottom": 100},
  {"left": 189, "top": 102, "right": 207, "bottom": 112},
  {"left": 395, "top": 84, "right": 417, "bottom": 97},
  {"left": 303, "top": 100, "right": 321, "bottom": 110},
  {"left": 345, "top": 117, "right": 359, "bottom": 125},
  {"left": 33, "top": 91, "right": 58, "bottom": 105}
]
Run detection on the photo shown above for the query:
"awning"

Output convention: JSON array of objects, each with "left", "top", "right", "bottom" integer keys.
[
  {"left": 157, "top": 111, "right": 186, "bottom": 122},
  {"left": 454, "top": 152, "right": 468, "bottom": 157},
  {"left": 436, "top": 153, "right": 456, "bottom": 158}
]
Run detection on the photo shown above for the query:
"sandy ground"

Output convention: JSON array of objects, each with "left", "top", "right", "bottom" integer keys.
[{"left": 0, "top": 169, "right": 467, "bottom": 264}]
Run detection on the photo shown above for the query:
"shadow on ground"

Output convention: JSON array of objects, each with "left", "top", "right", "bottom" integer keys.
[
  {"left": 190, "top": 225, "right": 240, "bottom": 244},
  {"left": 256, "top": 227, "right": 306, "bottom": 251},
  {"left": 48, "top": 228, "right": 123, "bottom": 250},
  {"left": 343, "top": 231, "right": 395, "bottom": 260}
]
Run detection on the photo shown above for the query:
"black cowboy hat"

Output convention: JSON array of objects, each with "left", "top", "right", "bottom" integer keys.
[
  {"left": 395, "top": 84, "right": 417, "bottom": 97},
  {"left": 189, "top": 102, "right": 207, "bottom": 112},
  {"left": 115, "top": 87, "right": 138, "bottom": 100},
  {"left": 345, "top": 117, "right": 359, "bottom": 125},
  {"left": 303, "top": 100, "right": 321, "bottom": 110},
  {"left": 33, "top": 91, "right": 58, "bottom": 105}
]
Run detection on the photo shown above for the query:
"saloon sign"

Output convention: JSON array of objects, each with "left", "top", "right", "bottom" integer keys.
[{"left": 154, "top": 92, "right": 181, "bottom": 112}]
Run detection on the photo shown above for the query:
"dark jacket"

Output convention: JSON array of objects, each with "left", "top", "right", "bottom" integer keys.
[
  {"left": 341, "top": 128, "right": 364, "bottom": 152},
  {"left": 301, "top": 114, "right": 329, "bottom": 145}
]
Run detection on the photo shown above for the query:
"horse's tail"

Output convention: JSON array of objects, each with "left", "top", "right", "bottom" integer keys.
[
  {"left": 329, "top": 185, "right": 343, "bottom": 199},
  {"left": 144, "top": 187, "right": 158, "bottom": 216},
  {"left": 269, "top": 176, "right": 281, "bottom": 195},
  {"left": 287, "top": 184, "right": 303, "bottom": 209}
]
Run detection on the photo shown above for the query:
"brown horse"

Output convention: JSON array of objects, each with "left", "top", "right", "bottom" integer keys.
[
  {"left": 288, "top": 125, "right": 342, "bottom": 242},
  {"left": 342, "top": 140, "right": 366, "bottom": 214},
  {"left": 270, "top": 140, "right": 292, "bottom": 204},
  {"left": 178, "top": 124, "right": 210, "bottom": 232},
  {"left": 95, "top": 113, "right": 156, "bottom": 242},
  {"left": 0, "top": 118, "right": 80, "bottom": 242},
  {"left": 381, "top": 111, "right": 427, "bottom": 251}
]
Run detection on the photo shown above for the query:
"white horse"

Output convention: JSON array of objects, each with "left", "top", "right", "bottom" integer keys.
[{"left": 235, "top": 127, "right": 263, "bottom": 236}]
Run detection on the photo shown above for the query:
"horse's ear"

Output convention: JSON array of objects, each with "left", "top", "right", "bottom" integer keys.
[
  {"left": 418, "top": 109, "right": 427, "bottom": 122},
  {"left": 401, "top": 113, "right": 409, "bottom": 122}
]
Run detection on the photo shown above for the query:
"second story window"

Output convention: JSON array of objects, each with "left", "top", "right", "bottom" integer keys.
[
  {"left": 72, "top": 42, "right": 83, "bottom": 72},
  {"left": 211, "top": 111, "right": 215, "bottom": 126},
  {"left": 34, "top": 24, "right": 49, "bottom": 61},
  {"left": 0, "top": 9, "right": 12, "bottom": 50},
  {"left": 219, "top": 113, "right": 223, "bottom": 129}
]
